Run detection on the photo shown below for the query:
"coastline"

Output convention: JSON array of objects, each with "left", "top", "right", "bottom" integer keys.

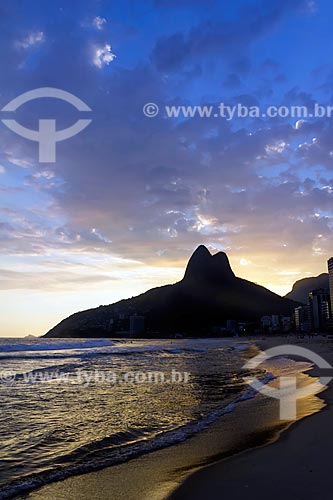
[
  {"left": 168, "top": 337, "right": 333, "bottom": 500},
  {"left": 19, "top": 336, "right": 330, "bottom": 500}
]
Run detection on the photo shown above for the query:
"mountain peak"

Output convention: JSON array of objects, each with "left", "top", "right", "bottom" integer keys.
[
  {"left": 188, "top": 244, "right": 211, "bottom": 262},
  {"left": 183, "top": 246, "right": 235, "bottom": 285},
  {"left": 213, "top": 251, "right": 235, "bottom": 274}
]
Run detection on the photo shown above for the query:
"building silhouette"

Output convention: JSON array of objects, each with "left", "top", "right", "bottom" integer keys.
[
  {"left": 308, "top": 288, "right": 331, "bottom": 331},
  {"left": 328, "top": 258, "right": 333, "bottom": 318},
  {"left": 294, "top": 306, "right": 311, "bottom": 333}
]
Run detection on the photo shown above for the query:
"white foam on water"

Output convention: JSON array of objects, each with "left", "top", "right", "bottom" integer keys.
[{"left": 0, "top": 339, "right": 114, "bottom": 353}]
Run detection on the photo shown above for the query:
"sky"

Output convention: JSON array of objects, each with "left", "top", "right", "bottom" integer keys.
[{"left": 0, "top": 0, "right": 333, "bottom": 337}]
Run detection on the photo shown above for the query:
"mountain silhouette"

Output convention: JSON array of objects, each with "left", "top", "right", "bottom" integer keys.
[
  {"left": 285, "top": 273, "right": 329, "bottom": 304},
  {"left": 183, "top": 245, "right": 235, "bottom": 285},
  {"left": 45, "top": 246, "right": 300, "bottom": 338}
]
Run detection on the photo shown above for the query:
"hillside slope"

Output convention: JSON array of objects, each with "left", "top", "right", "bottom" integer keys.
[{"left": 45, "top": 246, "right": 300, "bottom": 338}]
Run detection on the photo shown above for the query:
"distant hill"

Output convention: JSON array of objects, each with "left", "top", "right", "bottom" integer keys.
[
  {"left": 44, "top": 245, "right": 300, "bottom": 338},
  {"left": 285, "top": 273, "right": 329, "bottom": 304}
]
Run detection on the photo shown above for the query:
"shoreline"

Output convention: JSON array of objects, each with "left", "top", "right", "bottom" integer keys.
[
  {"left": 19, "top": 336, "right": 329, "bottom": 500},
  {"left": 168, "top": 337, "right": 333, "bottom": 500}
]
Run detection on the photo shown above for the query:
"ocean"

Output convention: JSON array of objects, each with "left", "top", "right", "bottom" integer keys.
[{"left": 0, "top": 337, "right": 324, "bottom": 499}]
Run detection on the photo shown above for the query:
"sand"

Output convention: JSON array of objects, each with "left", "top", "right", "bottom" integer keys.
[{"left": 22, "top": 337, "right": 333, "bottom": 500}]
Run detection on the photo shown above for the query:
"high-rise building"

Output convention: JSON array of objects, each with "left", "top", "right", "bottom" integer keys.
[
  {"left": 328, "top": 258, "right": 333, "bottom": 318},
  {"left": 294, "top": 306, "right": 311, "bottom": 333},
  {"left": 308, "top": 288, "right": 331, "bottom": 331}
]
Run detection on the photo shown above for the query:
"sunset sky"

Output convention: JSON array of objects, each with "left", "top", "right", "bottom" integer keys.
[{"left": 1, "top": 0, "right": 333, "bottom": 337}]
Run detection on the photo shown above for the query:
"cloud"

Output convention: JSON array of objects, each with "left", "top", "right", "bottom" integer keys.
[
  {"left": 0, "top": 0, "right": 332, "bottom": 333},
  {"left": 265, "top": 140, "right": 289, "bottom": 155},
  {"left": 5, "top": 153, "right": 34, "bottom": 168},
  {"left": 295, "top": 119, "right": 307, "bottom": 129},
  {"left": 0, "top": 165, "right": 5, "bottom": 174},
  {"left": 93, "top": 43, "right": 117, "bottom": 68},
  {"left": 0, "top": 268, "right": 118, "bottom": 290},
  {"left": 92, "top": 16, "right": 107, "bottom": 30},
  {"left": 16, "top": 31, "right": 44, "bottom": 49},
  {"left": 151, "top": 0, "right": 304, "bottom": 71}
]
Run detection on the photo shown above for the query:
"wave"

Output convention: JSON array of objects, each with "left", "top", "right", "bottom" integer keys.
[
  {"left": 0, "top": 344, "right": 208, "bottom": 361},
  {"left": 0, "top": 371, "right": 273, "bottom": 500},
  {"left": 0, "top": 339, "right": 114, "bottom": 354}
]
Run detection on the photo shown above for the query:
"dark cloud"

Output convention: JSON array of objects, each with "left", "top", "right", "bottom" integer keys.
[{"left": 151, "top": 0, "right": 304, "bottom": 71}]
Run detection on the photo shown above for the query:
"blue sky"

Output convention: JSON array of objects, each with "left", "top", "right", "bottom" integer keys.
[{"left": 0, "top": 0, "right": 333, "bottom": 336}]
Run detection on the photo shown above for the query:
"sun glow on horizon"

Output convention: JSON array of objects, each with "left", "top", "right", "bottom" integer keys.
[{"left": 1, "top": 247, "right": 329, "bottom": 337}]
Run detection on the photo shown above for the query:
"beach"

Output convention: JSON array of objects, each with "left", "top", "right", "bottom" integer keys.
[
  {"left": 169, "top": 337, "right": 333, "bottom": 500},
  {"left": 20, "top": 336, "right": 333, "bottom": 500}
]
